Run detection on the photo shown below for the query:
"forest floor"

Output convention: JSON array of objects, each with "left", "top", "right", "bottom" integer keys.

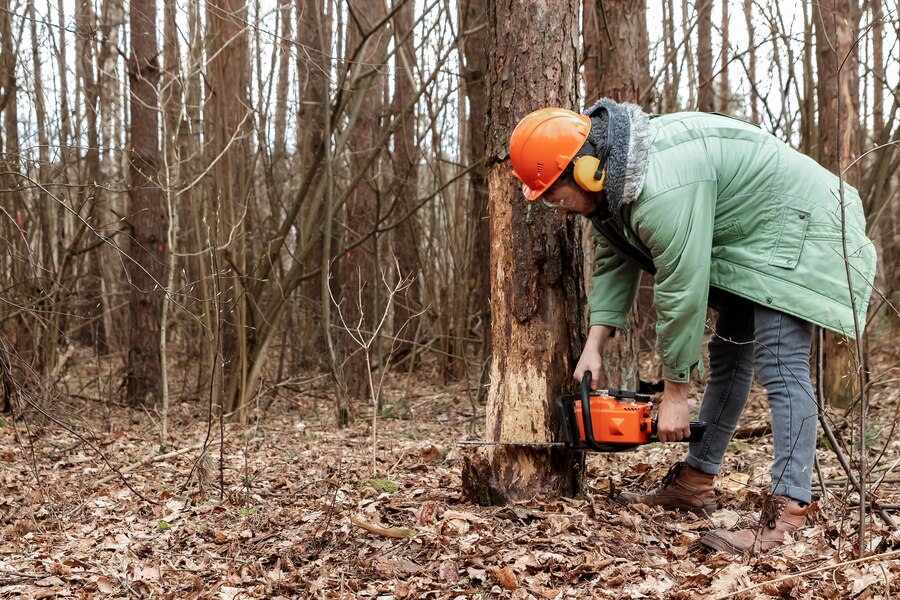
[{"left": 1, "top": 345, "right": 899, "bottom": 599}]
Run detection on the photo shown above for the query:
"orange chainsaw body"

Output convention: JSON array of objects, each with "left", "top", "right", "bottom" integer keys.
[{"left": 574, "top": 393, "right": 653, "bottom": 445}]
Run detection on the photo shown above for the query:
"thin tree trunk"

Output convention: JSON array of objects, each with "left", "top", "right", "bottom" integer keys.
[
  {"left": 719, "top": 0, "right": 729, "bottom": 112},
  {"left": 681, "top": 0, "right": 696, "bottom": 108},
  {"left": 871, "top": 0, "right": 884, "bottom": 143},
  {"left": 744, "top": 0, "right": 758, "bottom": 123},
  {"left": 391, "top": 0, "right": 421, "bottom": 356},
  {"left": 298, "top": 0, "right": 334, "bottom": 374},
  {"left": 76, "top": 0, "right": 108, "bottom": 352},
  {"left": 581, "top": 0, "right": 650, "bottom": 390},
  {"left": 461, "top": 0, "right": 584, "bottom": 505},
  {"left": 206, "top": 0, "right": 253, "bottom": 418},
  {"left": 662, "top": 0, "right": 679, "bottom": 111},
  {"left": 273, "top": 0, "right": 292, "bottom": 157},
  {"left": 697, "top": 0, "right": 714, "bottom": 111},
  {"left": 340, "top": 0, "right": 390, "bottom": 403},
  {"left": 800, "top": 0, "right": 816, "bottom": 155},
  {"left": 28, "top": 0, "right": 51, "bottom": 269},
  {"left": 583, "top": 0, "right": 600, "bottom": 102},
  {"left": 814, "top": 0, "right": 861, "bottom": 407},
  {"left": 125, "top": 0, "right": 166, "bottom": 405},
  {"left": 459, "top": 0, "right": 490, "bottom": 389}
]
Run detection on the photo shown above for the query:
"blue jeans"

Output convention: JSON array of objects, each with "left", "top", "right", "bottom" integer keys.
[{"left": 684, "top": 289, "right": 817, "bottom": 504}]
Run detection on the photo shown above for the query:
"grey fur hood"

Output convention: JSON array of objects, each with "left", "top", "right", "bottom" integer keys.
[{"left": 579, "top": 98, "right": 652, "bottom": 222}]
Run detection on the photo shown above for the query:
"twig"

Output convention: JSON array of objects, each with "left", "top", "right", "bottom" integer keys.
[
  {"left": 95, "top": 441, "right": 214, "bottom": 486},
  {"left": 817, "top": 410, "right": 899, "bottom": 530},
  {"left": 350, "top": 514, "right": 417, "bottom": 538},
  {"left": 712, "top": 548, "right": 900, "bottom": 600}
]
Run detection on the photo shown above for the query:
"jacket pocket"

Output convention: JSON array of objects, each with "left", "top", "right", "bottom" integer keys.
[
  {"left": 769, "top": 207, "right": 810, "bottom": 269},
  {"left": 713, "top": 219, "right": 745, "bottom": 245}
]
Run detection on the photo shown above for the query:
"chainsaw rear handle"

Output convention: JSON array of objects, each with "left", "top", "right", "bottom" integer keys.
[
  {"left": 649, "top": 420, "right": 706, "bottom": 443},
  {"left": 579, "top": 373, "right": 706, "bottom": 444}
]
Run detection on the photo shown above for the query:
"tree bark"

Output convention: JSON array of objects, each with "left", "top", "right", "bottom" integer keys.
[
  {"left": 871, "top": 0, "right": 884, "bottom": 144},
  {"left": 800, "top": 0, "right": 816, "bottom": 155},
  {"left": 75, "top": 0, "right": 108, "bottom": 352},
  {"left": 814, "top": 0, "right": 862, "bottom": 407},
  {"left": 273, "top": 0, "right": 291, "bottom": 158},
  {"left": 461, "top": 0, "right": 584, "bottom": 505},
  {"left": 339, "top": 0, "right": 390, "bottom": 403},
  {"left": 584, "top": 0, "right": 651, "bottom": 106},
  {"left": 744, "top": 0, "right": 758, "bottom": 123},
  {"left": 697, "top": 0, "right": 714, "bottom": 111},
  {"left": 391, "top": 0, "right": 422, "bottom": 354},
  {"left": 125, "top": 0, "right": 166, "bottom": 405},
  {"left": 581, "top": 0, "right": 650, "bottom": 389},
  {"left": 719, "top": 0, "right": 729, "bottom": 112},
  {"left": 459, "top": 0, "right": 490, "bottom": 387},
  {"left": 297, "top": 0, "right": 334, "bottom": 373},
  {"left": 662, "top": 0, "right": 679, "bottom": 112},
  {"left": 206, "top": 0, "right": 253, "bottom": 418}
]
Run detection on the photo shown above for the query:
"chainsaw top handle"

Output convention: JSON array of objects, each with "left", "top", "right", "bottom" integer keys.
[{"left": 579, "top": 372, "right": 600, "bottom": 450}]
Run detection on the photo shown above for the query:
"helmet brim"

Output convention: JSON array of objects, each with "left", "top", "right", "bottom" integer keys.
[{"left": 522, "top": 183, "right": 542, "bottom": 201}]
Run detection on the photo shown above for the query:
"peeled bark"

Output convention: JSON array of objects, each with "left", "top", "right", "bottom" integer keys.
[{"left": 461, "top": 0, "right": 584, "bottom": 505}]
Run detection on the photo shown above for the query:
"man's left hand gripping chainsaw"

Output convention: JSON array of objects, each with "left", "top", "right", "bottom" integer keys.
[{"left": 459, "top": 372, "right": 706, "bottom": 452}]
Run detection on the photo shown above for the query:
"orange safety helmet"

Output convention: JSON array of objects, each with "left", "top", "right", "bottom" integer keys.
[{"left": 509, "top": 108, "right": 591, "bottom": 200}]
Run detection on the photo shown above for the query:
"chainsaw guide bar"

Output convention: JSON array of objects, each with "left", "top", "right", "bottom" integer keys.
[{"left": 456, "top": 440, "right": 568, "bottom": 448}]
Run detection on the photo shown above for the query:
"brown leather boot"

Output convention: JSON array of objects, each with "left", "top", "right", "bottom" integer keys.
[
  {"left": 618, "top": 462, "right": 717, "bottom": 514},
  {"left": 701, "top": 495, "right": 809, "bottom": 555}
]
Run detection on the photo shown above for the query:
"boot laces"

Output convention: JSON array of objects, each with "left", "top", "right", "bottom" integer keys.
[
  {"left": 660, "top": 462, "right": 687, "bottom": 489},
  {"left": 760, "top": 496, "right": 787, "bottom": 530}
]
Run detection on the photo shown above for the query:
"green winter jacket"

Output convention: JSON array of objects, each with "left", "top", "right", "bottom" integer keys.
[{"left": 588, "top": 112, "right": 877, "bottom": 382}]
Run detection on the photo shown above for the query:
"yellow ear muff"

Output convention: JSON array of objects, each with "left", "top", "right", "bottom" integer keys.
[{"left": 573, "top": 156, "right": 606, "bottom": 192}]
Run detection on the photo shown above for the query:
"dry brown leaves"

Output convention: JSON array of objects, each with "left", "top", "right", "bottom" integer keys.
[{"left": 0, "top": 358, "right": 898, "bottom": 599}]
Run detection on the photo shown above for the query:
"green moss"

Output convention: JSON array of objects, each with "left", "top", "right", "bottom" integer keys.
[{"left": 360, "top": 478, "right": 399, "bottom": 494}]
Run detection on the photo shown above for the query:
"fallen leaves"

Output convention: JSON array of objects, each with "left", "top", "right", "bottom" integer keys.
[{"left": 0, "top": 366, "right": 898, "bottom": 599}]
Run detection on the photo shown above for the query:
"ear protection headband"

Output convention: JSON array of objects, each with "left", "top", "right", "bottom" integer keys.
[{"left": 571, "top": 106, "right": 613, "bottom": 193}]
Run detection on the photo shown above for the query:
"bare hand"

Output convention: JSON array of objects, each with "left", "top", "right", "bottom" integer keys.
[
  {"left": 656, "top": 381, "right": 692, "bottom": 442},
  {"left": 573, "top": 347, "right": 602, "bottom": 389},
  {"left": 573, "top": 326, "right": 612, "bottom": 389}
]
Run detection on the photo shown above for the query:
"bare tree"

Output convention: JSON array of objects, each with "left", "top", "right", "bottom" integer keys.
[
  {"left": 391, "top": 0, "right": 422, "bottom": 359},
  {"left": 206, "top": 0, "right": 254, "bottom": 417},
  {"left": 125, "top": 0, "right": 166, "bottom": 405},
  {"left": 273, "top": 0, "right": 292, "bottom": 158},
  {"left": 338, "top": 0, "right": 391, "bottom": 403},
  {"left": 458, "top": 0, "right": 490, "bottom": 388}
]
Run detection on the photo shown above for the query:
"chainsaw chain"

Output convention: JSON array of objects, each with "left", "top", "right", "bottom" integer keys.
[{"left": 456, "top": 440, "right": 568, "bottom": 448}]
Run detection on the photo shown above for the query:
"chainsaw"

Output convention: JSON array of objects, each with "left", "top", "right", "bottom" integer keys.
[
  {"left": 556, "top": 372, "right": 706, "bottom": 451},
  {"left": 458, "top": 372, "right": 706, "bottom": 452}
]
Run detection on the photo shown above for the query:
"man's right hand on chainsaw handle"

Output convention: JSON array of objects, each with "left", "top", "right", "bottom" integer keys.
[
  {"left": 573, "top": 325, "right": 614, "bottom": 390},
  {"left": 656, "top": 380, "right": 693, "bottom": 442}
]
